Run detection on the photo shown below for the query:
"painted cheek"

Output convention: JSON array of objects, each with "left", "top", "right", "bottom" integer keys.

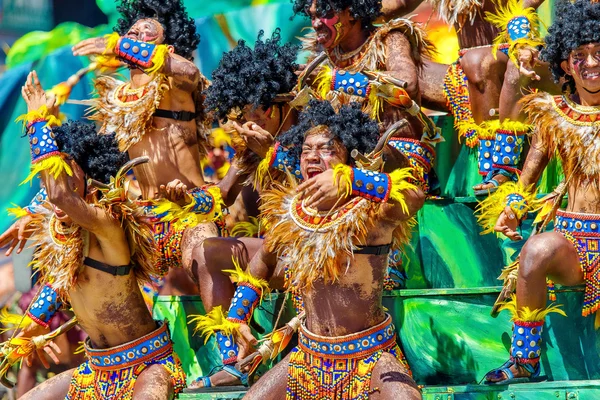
[{"left": 572, "top": 59, "right": 583, "bottom": 76}]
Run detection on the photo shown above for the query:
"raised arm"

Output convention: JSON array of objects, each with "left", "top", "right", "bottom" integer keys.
[
  {"left": 384, "top": 30, "right": 420, "bottom": 101},
  {"left": 379, "top": 0, "right": 425, "bottom": 26}
]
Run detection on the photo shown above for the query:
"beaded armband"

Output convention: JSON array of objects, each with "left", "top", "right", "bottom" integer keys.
[
  {"left": 507, "top": 16, "right": 531, "bottom": 42},
  {"left": 25, "top": 284, "right": 63, "bottom": 328},
  {"left": 331, "top": 69, "right": 371, "bottom": 98},
  {"left": 493, "top": 128, "right": 525, "bottom": 174},
  {"left": 505, "top": 193, "right": 529, "bottom": 220},
  {"left": 268, "top": 142, "right": 302, "bottom": 180},
  {"left": 350, "top": 168, "right": 392, "bottom": 203},
  {"left": 226, "top": 283, "right": 262, "bottom": 324},
  {"left": 510, "top": 320, "right": 542, "bottom": 364},
  {"left": 28, "top": 120, "right": 60, "bottom": 164},
  {"left": 187, "top": 187, "right": 218, "bottom": 215},
  {"left": 24, "top": 188, "right": 48, "bottom": 214},
  {"left": 115, "top": 36, "right": 168, "bottom": 75}
]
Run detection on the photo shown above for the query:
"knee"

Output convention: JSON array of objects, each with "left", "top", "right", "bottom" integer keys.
[
  {"left": 519, "top": 236, "right": 556, "bottom": 279},
  {"left": 461, "top": 50, "right": 505, "bottom": 87}
]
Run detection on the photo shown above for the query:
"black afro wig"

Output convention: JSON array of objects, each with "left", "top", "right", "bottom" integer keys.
[
  {"left": 115, "top": 0, "right": 200, "bottom": 60},
  {"left": 278, "top": 99, "right": 379, "bottom": 165},
  {"left": 204, "top": 29, "right": 300, "bottom": 121},
  {"left": 541, "top": 0, "right": 600, "bottom": 93},
  {"left": 292, "top": 0, "right": 382, "bottom": 28},
  {"left": 54, "top": 121, "right": 128, "bottom": 184}
]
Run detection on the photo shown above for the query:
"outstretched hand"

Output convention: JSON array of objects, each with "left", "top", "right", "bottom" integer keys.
[
  {"left": 232, "top": 121, "right": 274, "bottom": 159},
  {"left": 0, "top": 215, "right": 35, "bottom": 256},
  {"left": 517, "top": 47, "right": 541, "bottom": 81},
  {"left": 15, "top": 324, "right": 61, "bottom": 369},
  {"left": 21, "top": 71, "right": 58, "bottom": 116},
  {"left": 72, "top": 36, "right": 112, "bottom": 57},
  {"left": 494, "top": 206, "right": 523, "bottom": 241},
  {"left": 297, "top": 169, "right": 349, "bottom": 209}
]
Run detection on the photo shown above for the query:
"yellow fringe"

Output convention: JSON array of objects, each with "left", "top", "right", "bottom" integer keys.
[
  {"left": 500, "top": 295, "right": 566, "bottom": 322},
  {"left": 154, "top": 186, "right": 225, "bottom": 230},
  {"left": 254, "top": 146, "right": 276, "bottom": 190},
  {"left": 21, "top": 155, "right": 73, "bottom": 185},
  {"left": 95, "top": 32, "right": 120, "bottom": 67},
  {"left": 231, "top": 217, "right": 261, "bottom": 238},
  {"left": 476, "top": 181, "right": 538, "bottom": 235},
  {"left": 457, "top": 121, "right": 483, "bottom": 147},
  {"left": 368, "top": 85, "right": 384, "bottom": 121},
  {"left": 15, "top": 105, "right": 62, "bottom": 128},
  {"left": 333, "top": 164, "right": 353, "bottom": 198},
  {"left": 485, "top": 0, "right": 544, "bottom": 65},
  {"left": 498, "top": 119, "right": 532, "bottom": 133},
  {"left": 0, "top": 308, "right": 34, "bottom": 333},
  {"left": 478, "top": 120, "right": 499, "bottom": 140},
  {"left": 145, "top": 44, "right": 169, "bottom": 76},
  {"left": 189, "top": 306, "right": 240, "bottom": 343},
  {"left": 223, "top": 257, "right": 271, "bottom": 301},
  {"left": 388, "top": 168, "right": 419, "bottom": 214},
  {"left": 6, "top": 206, "right": 28, "bottom": 219},
  {"left": 314, "top": 65, "right": 333, "bottom": 100}
]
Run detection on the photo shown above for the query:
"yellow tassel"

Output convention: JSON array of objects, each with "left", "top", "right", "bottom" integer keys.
[
  {"left": 6, "top": 206, "right": 28, "bottom": 219},
  {"left": 476, "top": 181, "right": 538, "bottom": 235},
  {"left": 533, "top": 198, "right": 557, "bottom": 225},
  {"left": 499, "top": 295, "right": 566, "bottom": 322},
  {"left": 188, "top": 306, "right": 240, "bottom": 343},
  {"left": 95, "top": 32, "right": 120, "bottom": 67},
  {"left": 254, "top": 146, "right": 276, "bottom": 190},
  {"left": 15, "top": 105, "right": 62, "bottom": 128},
  {"left": 478, "top": 120, "right": 499, "bottom": 140},
  {"left": 314, "top": 65, "right": 333, "bottom": 99},
  {"left": 231, "top": 217, "right": 261, "bottom": 237},
  {"left": 223, "top": 257, "right": 271, "bottom": 301},
  {"left": 153, "top": 186, "right": 225, "bottom": 230},
  {"left": 332, "top": 164, "right": 353, "bottom": 198},
  {"left": 389, "top": 168, "right": 419, "bottom": 214},
  {"left": 145, "top": 45, "right": 169, "bottom": 76},
  {"left": 0, "top": 308, "right": 34, "bottom": 333},
  {"left": 498, "top": 119, "right": 532, "bottom": 133},
  {"left": 21, "top": 155, "right": 73, "bottom": 185}
]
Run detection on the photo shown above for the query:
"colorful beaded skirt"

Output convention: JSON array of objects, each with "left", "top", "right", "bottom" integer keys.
[
  {"left": 286, "top": 314, "right": 411, "bottom": 400},
  {"left": 555, "top": 210, "right": 600, "bottom": 316},
  {"left": 66, "top": 321, "right": 187, "bottom": 399}
]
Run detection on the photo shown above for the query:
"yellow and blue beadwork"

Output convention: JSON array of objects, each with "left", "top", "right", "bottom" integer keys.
[
  {"left": 270, "top": 143, "right": 303, "bottom": 180},
  {"left": 332, "top": 69, "right": 371, "bottom": 98},
  {"left": 388, "top": 138, "right": 435, "bottom": 193}
]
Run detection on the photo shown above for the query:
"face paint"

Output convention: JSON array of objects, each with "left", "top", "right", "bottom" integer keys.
[{"left": 319, "top": 15, "right": 342, "bottom": 48}]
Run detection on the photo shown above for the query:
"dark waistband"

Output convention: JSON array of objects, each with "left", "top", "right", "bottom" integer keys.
[
  {"left": 355, "top": 243, "right": 391, "bottom": 255},
  {"left": 298, "top": 314, "right": 395, "bottom": 359},
  {"left": 86, "top": 321, "right": 172, "bottom": 370},
  {"left": 154, "top": 108, "right": 196, "bottom": 121},
  {"left": 84, "top": 257, "right": 133, "bottom": 277}
]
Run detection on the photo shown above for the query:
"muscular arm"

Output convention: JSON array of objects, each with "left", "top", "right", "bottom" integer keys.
[
  {"left": 518, "top": 129, "right": 551, "bottom": 189},
  {"left": 216, "top": 165, "right": 246, "bottom": 207},
  {"left": 248, "top": 241, "right": 279, "bottom": 282},
  {"left": 379, "top": 186, "right": 425, "bottom": 223},
  {"left": 384, "top": 31, "right": 420, "bottom": 102},
  {"left": 162, "top": 53, "right": 201, "bottom": 92},
  {"left": 380, "top": 0, "right": 425, "bottom": 20},
  {"left": 523, "top": 0, "right": 545, "bottom": 10}
]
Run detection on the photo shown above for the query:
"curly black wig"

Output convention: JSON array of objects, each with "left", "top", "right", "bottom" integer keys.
[
  {"left": 278, "top": 99, "right": 379, "bottom": 165},
  {"left": 292, "top": 0, "right": 382, "bottom": 28},
  {"left": 541, "top": 0, "right": 600, "bottom": 93},
  {"left": 54, "top": 121, "right": 128, "bottom": 184},
  {"left": 205, "top": 29, "right": 300, "bottom": 121},
  {"left": 115, "top": 0, "right": 200, "bottom": 60}
]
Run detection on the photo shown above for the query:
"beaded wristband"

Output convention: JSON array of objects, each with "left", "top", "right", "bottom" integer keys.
[
  {"left": 269, "top": 142, "right": 302, "bottom": 180},
  {"left": 332, "top": 69, "right": 371, "bottom": 98},
  {"left": 351, "top": 168, "right": 392, "bottom": 203},
  {"left": 505, "top": 193, "right": 529, "bottom": 219},
  {"left": 28, "top": 120, "right": 60, "bottom": 164},
  {"left": 25, "top": 284, "right": 63, "bottom": 328},
  {"left": 507, "top": 16, "right": 532, "bottom": 41},
  {"left": 216, "top": 331, "right": 239, "bottom": 365},
  {"left": 187, "top": 187, "right": 216, "bottom": 215},
  {"left": 492, "top": 129, "right": 525, "bottom": 173},
  {"left": 226, "top": 283, "right": 262, "bottom": 324},
  {"left": 24, "top": 188, "right": 48, "bottom": 214},
  {"left": 510, "top": 319, "right": 543, "bottom": 364},
  {"left": 115, "top": 37, "right": 164, "bottom": 69}
]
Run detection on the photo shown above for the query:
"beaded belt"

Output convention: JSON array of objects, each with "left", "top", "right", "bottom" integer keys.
[
  {"left": 298, "top": 314, "right": 396, "bottom": 359},
  {"left": 554, "top": 209, "right": 600, "bottom": 236},
  {"left": 85, "top": 321, "right": 173, "bottom": 371}
]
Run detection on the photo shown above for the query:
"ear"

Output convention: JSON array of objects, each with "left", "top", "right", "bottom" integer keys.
[
  {"left": 167, "top": 45, "right": 175, "bottom": 54},
  {"left": 561, "top": 60, "right": 572, "bottom": 77}
]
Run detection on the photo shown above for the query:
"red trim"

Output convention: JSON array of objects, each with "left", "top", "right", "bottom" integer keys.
[
  {"left": 115, "top": 37, "right": 156, "bottom": 69},
  {"left": 25, "top": 310, "right": 50, "bottom": 328},
  {"left": 514, "top": 320, "right": 544, "bottom": 328},
  {"left": 492, "top": 165, "right": 522, "bottom": 175},
  {"left": 26, "top": 118, "right": 48, "bottom": 129},
  {"left": 331, "top": 69, "right": 337, "bottom": 91},
  {"left": 268, "top": 142, "right": 281, "bottom": 168},
  {"left": 510, "top": 356, "right": 540, "bottom": 365}
]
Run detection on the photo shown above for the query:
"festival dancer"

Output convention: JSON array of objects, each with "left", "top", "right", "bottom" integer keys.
[
  {"left": 0, "top": 71, "right": 185, "bottom": 399},
  {"left": 478, "top": 0, "right": 600, "bottom": 383},
  {"left": 195, "top": 100, "right": 424, "bottom": 398},
  {"left": 71, "top": 0, "right": 240, "bottom": 279}
]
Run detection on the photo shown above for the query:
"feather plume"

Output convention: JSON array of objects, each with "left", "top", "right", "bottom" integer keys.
[
  {"left": 499, "top": 295, "right": 566, "bottom": 322},
  {"left": 223, "top": 257, "right": 271, "bottom": 301},
  {"left": 429, "top": 0, "right": 482, "bottom": 26},
  {"left": 0, "top": 309, "right": 33, "bottom": 334},
  {"left": 21, "top": 155, "right": 73, "bottom": 185},
  {"left": 188, "top": 306, "right": 240, "bottom": 344}
]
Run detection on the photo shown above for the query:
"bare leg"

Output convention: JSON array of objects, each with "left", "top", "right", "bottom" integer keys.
[
  {"left": 244, "top": 353, "right": 290, "bottom": 400},
  {"left": 132, "top": 364, "right": 175, "bottom": 400},
  {"left": 16, "top": 359, "right": 39, "bottom": 398},
  {"left": 486, "top": 231, "right": 584, "bottom": 383},
  {"left": 19, "top": 368, "right": 74, "bottom": 400},
  {"left": 418, "top": 61, "right": 450, "bottom": 113},
  {"left": 181, "top": 222, "right": 220, "bottom": 278},
  {"left": 369, "top": 353, "right": 421, "bottom": 400}
]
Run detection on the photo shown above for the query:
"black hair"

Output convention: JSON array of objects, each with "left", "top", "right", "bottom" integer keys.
[
  {"left": 541, "top": 0, "right": 600, "bottom": 93},
  {"left": 204, "top": 29, "right": 300, "bottom": 121},
  {"left": 278, "top": 99, "right": 379, "bottom": 165},
  {"left": 292, "top": 0, "right": 382, "bottom": 28},
  {"left": 54, "top": 121, "right": 128, "bottom": 184},
  {"left": 115, "top": 0, "right": 200, "bottom": 60}
]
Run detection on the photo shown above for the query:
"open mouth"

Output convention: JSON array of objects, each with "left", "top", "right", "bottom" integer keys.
[
  {"left": 583, "top": 70, "right": 600, "bottom": 80},
  {"left": 306, "top": 167, "right": 323, "bottom": 179},
  {"left": 316, "top": 30, "right": 331, "bottom": 44}
]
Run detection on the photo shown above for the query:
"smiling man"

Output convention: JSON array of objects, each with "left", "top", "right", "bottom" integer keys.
[{"left": 477, "top": 0, "right": 600, "bottom": 384}]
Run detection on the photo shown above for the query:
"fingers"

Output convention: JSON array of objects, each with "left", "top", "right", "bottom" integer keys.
[
  {"left": 5, "top": 238, "right": 18, "bottom": 257},
  {"left": 17, "top": 239, "right": 27, "bottom": 255},
  {"left": 44, "top": 342, "right": 62, "bottom": 365},
  {"left": 36, "top": 348, "right": 50, "bottom": 369},
  {"left": 306, "top": 189, "right": 326, "bottom": 208},
  {"left": 32, "top": 71, "right": 41, "bottom": 89}
]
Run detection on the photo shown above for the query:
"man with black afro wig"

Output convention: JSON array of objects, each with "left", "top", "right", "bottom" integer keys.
[
  {"left": 480, "top": 0, "right": 600, "bottom": 386},
  {"left": 2, "top": 71, "right": 188, "bottom": 399},
  {"left": 211, "top": 98, "right": 424, "bottom": 399}
]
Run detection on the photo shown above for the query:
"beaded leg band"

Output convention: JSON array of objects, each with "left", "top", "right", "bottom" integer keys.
[{"left": 388, "top": 138, "right": 435, "bottom": 194}]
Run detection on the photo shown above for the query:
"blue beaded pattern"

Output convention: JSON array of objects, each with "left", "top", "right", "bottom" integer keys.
[
  {"left": 29, "top": 121, "right": 60, "bottom": 163},
  {"left": 555, "top": 212, "right": 600, "bottom": 235},
  {"left": 188, "top": 187, "right": 215, "bottom": 215},
  {"left": 507, "top": 16, "right": 531, "bottom": 41},
  {"left": 493, "top": 131, "right": 524, "bottom": 168},
  {"left": 116, "top": 37, "right": 157, "bottom": 68},
  {"left": 506, "top": 193, "right": 527, "bottom": 213},
  {"left": 24, "top": 188, "right": 48, "bottom": 214},
  {"left": 352, "top": 168, "right": 391, "bottom": 203},
  {"left": 478, "top": 137, "right": 495, "bottom": 175},
  {"left": 87, "top": 322, "right": 172, "bottom": 369},
  {"left": 299, "top": 315, "right": 395, "bottom": 358},
  {"left": 333, "top": 70, "right": 370, "bottom": 97},
  {"left": 216, "top": 331, "right": 239, "bottom": 365},
  {"left": 27, "top": 284, "right": 62, "bottom": 326},
  {"left": 271, "top": 145, "right": 303, "bottom": 180},
  {"left": 227, "top": 283, "right": 260, "bottom": 323},
  {"left": 510, "top": 320, "right": 542, "bottom": 361}
]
